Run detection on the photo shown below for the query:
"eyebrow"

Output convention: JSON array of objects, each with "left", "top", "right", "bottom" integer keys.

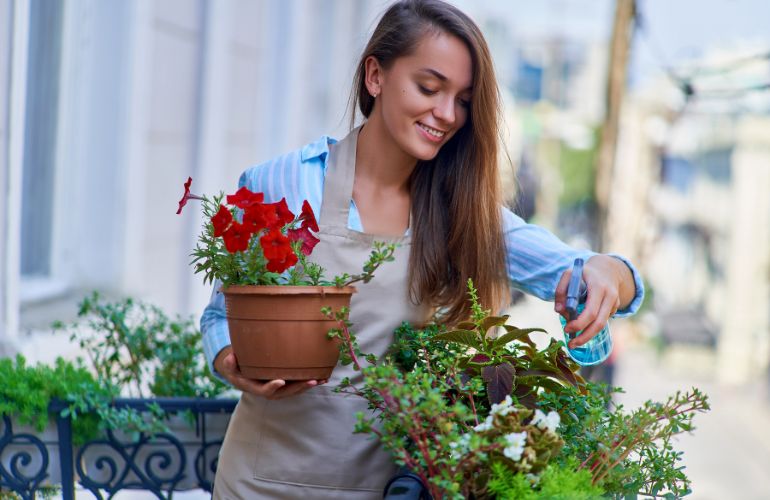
[{"left": 417, "top": 68, "right": 472, "bottom": 91}]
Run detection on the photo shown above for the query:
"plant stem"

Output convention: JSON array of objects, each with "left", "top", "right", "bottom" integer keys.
[{"left": 337, "top": 320, "right": 362, "bottom": 371}]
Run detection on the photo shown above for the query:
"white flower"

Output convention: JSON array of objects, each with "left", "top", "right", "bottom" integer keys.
[
  {"left": 474, "top": 415, "right": 494, "bottom": 432},
  {"left": 502, "top": 431, "right": 527, "bottom": 461},
  {"left": 490, "top": 395, "right": 515, "bottom": 416},
  {"left": 531, "top": 409, "right": 561, "bottom": 434}
]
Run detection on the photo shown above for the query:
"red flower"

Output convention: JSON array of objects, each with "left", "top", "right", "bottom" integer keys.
[
  {"left": 242, "top": 204, "right": 277, "bottom": 234},
  {"left": 226, "top": 186, "right": 265, "bottom": 209},
  {"left": 176, "top": 177, "right": 203, "bottom": 214},
  {"left": 222, "top": 222, "right": 251, "bottom": 253},
  {"left": 288, "top": 226, "right": 320, "bottom": 256},
  {"left": 264, "top": 198, "right": 295, "bottom": 228},
  {"left": 266, "top": 252, "right": 299, "bottom": 274},
  {"left": 299, "top": 200, "right": 319, "bottom": 232},
  {"left": 211, "top": 205, "right": 233, "bottom": 237},
  {"left": 260, "top": 229, "right": 293, "bottom": 261}
]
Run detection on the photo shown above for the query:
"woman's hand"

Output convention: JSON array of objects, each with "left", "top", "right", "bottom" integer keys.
[
  {"left": 213, "top": 346, "right": 326, "bottom": 400},
  {"left": 554, "top": 255, "right": 635, "bottom": 349}
]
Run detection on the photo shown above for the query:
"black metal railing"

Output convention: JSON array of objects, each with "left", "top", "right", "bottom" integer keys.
[{"left": 0, "top": 398, "right": 237, "bottom": 500}]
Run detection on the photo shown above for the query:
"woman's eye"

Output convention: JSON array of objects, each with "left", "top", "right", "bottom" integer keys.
[
  {"left": 418, "top": 84, "right": 438, "bottom": 96},
  {"left": 458, "top": 98, "right": 471, "bottom": 109}
]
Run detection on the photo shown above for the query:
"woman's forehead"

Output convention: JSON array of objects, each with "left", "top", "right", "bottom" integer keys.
[{"left": 396, "top": 32, "right": 473, "bottom": 89}]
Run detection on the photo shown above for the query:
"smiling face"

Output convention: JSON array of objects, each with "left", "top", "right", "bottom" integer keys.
[{"left": 366, "top": 30, "right": 473, "bottom": 161}]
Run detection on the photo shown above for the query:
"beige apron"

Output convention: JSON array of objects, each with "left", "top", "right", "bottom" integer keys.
[{"left": 213, "top": 127, "right": 432, "bottom": 499}]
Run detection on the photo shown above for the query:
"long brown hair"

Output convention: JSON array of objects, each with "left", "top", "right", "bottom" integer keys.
[{"left": 350, "top": 0, "right": 509, "bottom": 324}]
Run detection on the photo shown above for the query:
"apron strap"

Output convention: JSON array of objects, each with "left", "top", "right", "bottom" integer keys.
[{"left": 319, "top": 126, "right": 361, "bottom": 229}]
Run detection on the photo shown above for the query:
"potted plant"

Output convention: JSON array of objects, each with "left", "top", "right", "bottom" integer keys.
[
  {"left": 177, "top": 178, "right": 395, "bottom": 380},
  {"left": 326, "top": 280, "right": 710, "bottom": 499}
]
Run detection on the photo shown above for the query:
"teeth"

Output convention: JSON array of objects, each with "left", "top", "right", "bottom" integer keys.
[{"left": 418, "top": 123, "right": 445, "bottom": 138}]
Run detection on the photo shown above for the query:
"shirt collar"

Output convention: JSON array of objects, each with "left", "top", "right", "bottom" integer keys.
[{"left": 300, "top": 135, "right": 337, "bottom": 162}]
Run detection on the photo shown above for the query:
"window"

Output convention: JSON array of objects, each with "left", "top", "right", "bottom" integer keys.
[{"left": 20, "top": 0, "right": 64, "bottom": 278}]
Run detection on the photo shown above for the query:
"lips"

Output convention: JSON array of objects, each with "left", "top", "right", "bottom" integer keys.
[{"left": 416, "top": 122, "right": 446, "bottom": 142}]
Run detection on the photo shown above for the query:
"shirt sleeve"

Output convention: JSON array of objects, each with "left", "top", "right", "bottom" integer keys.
[
  {"left": 502, "top": 207, "right": 644, "bottom": 316},
  {"left": 200, "top": 281, "right": 229, "bottom": 382}
]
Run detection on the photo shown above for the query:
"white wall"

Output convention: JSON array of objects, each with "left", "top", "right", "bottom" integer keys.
[
  {"left": 0, "top": 0, "right": 12, "bottom": 347},
  {"left": 0, "top": 0, "right": 389, "bottom": 353}
]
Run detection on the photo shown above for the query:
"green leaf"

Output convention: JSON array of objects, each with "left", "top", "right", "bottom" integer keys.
[
  {"left": 433, "top": 329, "right": 480, "bottom": 348},
  {"left": 455, "top": 321, "right": 476, "bottom": 330},
  {"left": 479, "top": 315, "right": 509, "bottom": 334},
  {"left": 493, "top": 327, "right": 547, "bottom": 348}
]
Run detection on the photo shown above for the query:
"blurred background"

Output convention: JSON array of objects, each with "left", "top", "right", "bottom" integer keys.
[{"left": 0, "top": 0, "right": 768, "bottom": 498}]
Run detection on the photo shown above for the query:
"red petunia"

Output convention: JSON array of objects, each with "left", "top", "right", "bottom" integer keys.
[
  {"left": 260, "top": 229, "right": 293, "bottom": 261},
  {"left": 266, "top": 252, "right": 299, "bottom": 274},
  {"left": 222, "top": 222, "right": 251, "bottom": 253},
  {"left": 299, "top": 200, "right": 319, "bottom": 232},
  {"left": 288, "top": 226, "right": 320, "bottom": 256},
  {"left": 176, "top": 177, "right": 203, "bottom": 214},
  {"left": 211, "top": 205, "right": 233, "bottom": 237},
  {"left": 264, "top": 198, "right": 295, "bottom": 228},
  {"left": 242, "top": 204, "right": 277, "bottom": 234},
  {"left": 226, "top": 186, "right": 265, "bottom": 209}
]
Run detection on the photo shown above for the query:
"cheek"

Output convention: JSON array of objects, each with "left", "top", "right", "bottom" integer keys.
[
  {"left": 396, "top": 88, "right": 429, "bottom": 118},
  {"left": 456, "top": 106, "right": 469, "bottom": 128}
]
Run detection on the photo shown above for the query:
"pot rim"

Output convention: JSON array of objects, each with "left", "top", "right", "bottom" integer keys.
[{"left": 222, "top": 284, "right": 357, "bottom": 296}]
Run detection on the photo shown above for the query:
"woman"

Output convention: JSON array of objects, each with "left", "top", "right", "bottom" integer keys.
[{"left": 202, "top": 0, "right": 643, "bottom": 498}]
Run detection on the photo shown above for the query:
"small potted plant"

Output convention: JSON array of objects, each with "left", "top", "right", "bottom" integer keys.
[{"left": 177, "top": 177, "right": 394, "bottom": 380}]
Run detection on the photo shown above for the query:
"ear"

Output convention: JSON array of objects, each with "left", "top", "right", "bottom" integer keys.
[{"left": 364, "top": 55, "right": 384, "bottom": 98}]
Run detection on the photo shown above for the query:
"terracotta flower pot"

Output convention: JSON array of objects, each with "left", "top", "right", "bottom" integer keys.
[{"left": 222, "top": 285, "right": 356, "bottom": 380}]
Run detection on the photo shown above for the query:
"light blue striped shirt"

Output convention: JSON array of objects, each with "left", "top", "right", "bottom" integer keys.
[{"left": 201, "top": 135, "right": 644, "bottom": 376}]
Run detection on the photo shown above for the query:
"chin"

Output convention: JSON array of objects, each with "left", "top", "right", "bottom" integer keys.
[{"left": 402, "top": 134, "right": 444, "bottom": 161}]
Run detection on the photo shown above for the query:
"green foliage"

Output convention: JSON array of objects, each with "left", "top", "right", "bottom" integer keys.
[
  {"left": 329, "top": 280, "right": 709, "bottom": 499},
  {"left": 0, "top": 293, "right": 231, "bottom": 444},
  {"left": 538, "top": 383, "right": 709, "bottom": 498},
  {"left": 56, "top": 291, "right": 226, "bottom": 399},
  {"left": 0, "top": 355, "right": 105, "bottom": 440},
  {"left": 429, "top": 283, "right": 586, "bottom": 407},
  {"left": 487, "top": 458, "right": 604, "bottom": 499}
]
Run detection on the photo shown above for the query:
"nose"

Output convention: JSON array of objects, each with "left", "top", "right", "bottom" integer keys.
[{"left": 432, "top": 95, "right": 456, "bottom": 126}]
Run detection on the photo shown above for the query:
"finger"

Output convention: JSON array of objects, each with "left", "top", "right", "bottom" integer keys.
[
  {"left": 565, "top": 286, "right": 604, "bottom": 334},
  {"left": 251, "top": 379, "right": 287, "bottom": 399},
  {"left": 270, "top": 380, "right": 319, "bottom": 400},
  {"left": 233, "top": 376, "right": 282, "bottom": 396},
  {"left": 554, "top": 269, "right": 571, "bottom": 315},
  {"left": 569, "top": 295, "right": 614, "bottom": 348},
  {"left": 219, "top": 354, "right": 270, "bottom": 394}
]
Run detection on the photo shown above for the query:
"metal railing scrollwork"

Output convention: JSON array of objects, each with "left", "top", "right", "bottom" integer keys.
[{"left": 0, "top": 398, "right": 237, "bottom": 500}]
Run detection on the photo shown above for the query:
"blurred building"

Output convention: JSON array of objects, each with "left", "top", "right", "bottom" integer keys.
[
  {"left": 0, "top": 0, "right": 386, "bottom": 358},
  {"left": 606, "top": 46, "right": 770, "bottom": 384}
]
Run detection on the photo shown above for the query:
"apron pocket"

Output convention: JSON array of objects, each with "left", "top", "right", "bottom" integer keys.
[{"left": 251, "top": 386, "right": 396, "bottom": 491}]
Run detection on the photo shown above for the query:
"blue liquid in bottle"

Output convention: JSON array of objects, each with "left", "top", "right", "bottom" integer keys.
[
  {"left": 560, "top": 258, "right": 613, "bottom": 366},
  {"left": 560, "top": 304, "right": 613, "bottom": 366}
]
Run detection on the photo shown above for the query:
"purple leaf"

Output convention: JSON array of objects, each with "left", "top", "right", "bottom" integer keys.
[{"left": 482, "top": 362, "right": 515, "bottom": 405}]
